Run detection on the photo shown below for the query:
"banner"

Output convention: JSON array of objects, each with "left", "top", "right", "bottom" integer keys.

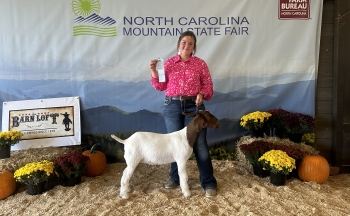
[{"left": 0, "top": 0, "right": 323, "bottom": 148}]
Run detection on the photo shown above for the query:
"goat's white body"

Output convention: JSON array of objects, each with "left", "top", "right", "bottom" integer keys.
[
  {"left": 111, "top": 127, "right": 193, "bottom": 199},
  {"left": 121, "top": 128, "right": 192, "bottom": 165}
]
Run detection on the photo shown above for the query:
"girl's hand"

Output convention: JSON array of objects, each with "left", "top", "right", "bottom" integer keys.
[
  {"left": 149, "top": 59, "right": 159, "bottom": 78},
  {"left": 196, "top": 93, "right": 204, "bottom": 106},
  {"left": 149, "top": 59, "right": 158, "bottom": 71}
]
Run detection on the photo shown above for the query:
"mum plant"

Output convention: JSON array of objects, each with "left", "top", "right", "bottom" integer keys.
[
  {"left": 283, "top": 112, "right": 314, "bottom": 134},
  {"left": 0, "top": 130, "right": 23, "bottom": 150},
  {"left": 270, "top": 144, "right": 304, "bottom": 161},
  {"left": 266, "top": 108, "right": 289, "bottom": 129},
  {"left": 239, "top": 140, "right": 271, "bottom": 165},
  {"left": 240, "top": 111, "right": 272, "bottom": 130},
  {"left": 14, "top": 160, "right": 56, "bottom": 185},
  {"left": 258, "top": 150, "right": 296, "bottom": 175},
  {"left": 302, "top": 133, "right": 315, "bottom": 146},
  {"left": 54, "top": 151, "right": 89, "bottom": 178}
]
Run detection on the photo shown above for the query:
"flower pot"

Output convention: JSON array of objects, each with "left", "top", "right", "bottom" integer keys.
[
  {"left": 64, "top": 175, "right": 81, "bottom": 186},
  {"left": 269, "top": 128, "right": 276, "bottom": 137},
  {"left": 287, "top": 168, "right": 299, "bottom": 179},
  {"left": 26, "top": 182, "right": 45, "bottom": 195},
  {"left": 0, "top": 145, "right": 11, "bottom": 159},
  {"left": 252, "top": 164, "right": 269, "bottom": 178},
  {"left": 269, "top": 128, "right": 286, "bottom": 138},
  {"left": 288, "top": 133, "right": 303, "bottom": 143},
  {"left": 250, "top": 129, "right": 264, "bottom": 138},
  {"left": 270, "top": 172, "right": 287, "bottom": 186}
]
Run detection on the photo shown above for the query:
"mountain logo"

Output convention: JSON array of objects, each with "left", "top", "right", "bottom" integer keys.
[{"left": 72, "top": 0, "right": 117, "bottom": 37}]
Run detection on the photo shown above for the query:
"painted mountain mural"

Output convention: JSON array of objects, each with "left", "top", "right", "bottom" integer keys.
[{"left": 0, "top": 74, "right": 315, "bottom": 148}]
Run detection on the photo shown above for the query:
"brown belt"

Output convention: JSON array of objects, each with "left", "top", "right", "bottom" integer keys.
[{"left": 167, "top": 96, "right": 196, "bottom": 101}]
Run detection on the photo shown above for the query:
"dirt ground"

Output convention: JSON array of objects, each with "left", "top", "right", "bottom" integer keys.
[{"left": 1, "top": 141, "right": 350, "bottom": 216}]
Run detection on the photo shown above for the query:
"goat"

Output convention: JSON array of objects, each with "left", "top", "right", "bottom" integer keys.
[{"left": 111, "top": 110, "right": 219, "bottom": 199}]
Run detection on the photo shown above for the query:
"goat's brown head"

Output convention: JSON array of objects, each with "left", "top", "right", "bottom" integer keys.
[{"left": 193, "top": 110, "right": 220, "bottom": 132}]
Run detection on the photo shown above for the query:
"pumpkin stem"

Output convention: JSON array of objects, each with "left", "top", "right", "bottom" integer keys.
[{"left": 90, "top": 143, "right": 99, "bottom": 154}]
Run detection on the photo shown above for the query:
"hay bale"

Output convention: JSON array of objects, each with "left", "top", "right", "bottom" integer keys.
[
  {"left": 0, "top": 146, "right": 82, "bottom": 172},
  {"left": 235, "top": 135, "right": 320, "bottom": 173}
]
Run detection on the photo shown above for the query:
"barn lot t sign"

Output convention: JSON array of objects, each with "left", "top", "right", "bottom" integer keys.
[
  {"left": 10, "top": 107, "right": 74, "bottom": 139},
  {"left": 2, "top": 97, "right": 81, "bottom": 150}
]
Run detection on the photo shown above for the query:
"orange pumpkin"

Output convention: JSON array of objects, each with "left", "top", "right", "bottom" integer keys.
[
  {"left": 0, "top": 170, "right": 16, "bottom": 200},
  {"left": 298, "top": 155, "right": 330, "bottom": 184},
  {"left": 83, "top": 144, "right": 107, "bottom": 177}
]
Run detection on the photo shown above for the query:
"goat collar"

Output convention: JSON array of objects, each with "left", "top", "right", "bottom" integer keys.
[{"left": 182, "top": 107, "right": 204, "bottom": 117}]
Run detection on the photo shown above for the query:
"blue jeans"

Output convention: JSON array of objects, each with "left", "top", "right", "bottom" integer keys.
[{"left": 163, "top": 97, "right": 217, "bottom": 190}]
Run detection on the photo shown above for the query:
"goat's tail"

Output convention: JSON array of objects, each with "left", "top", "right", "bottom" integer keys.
[{"left": 111, "top": 134, "right": 125, "bottom": 144}]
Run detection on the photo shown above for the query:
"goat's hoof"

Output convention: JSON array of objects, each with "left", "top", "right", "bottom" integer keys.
[
  {"left": 184, "top": 192, "right": 191, "bottom": 197},
  {"left": 120, "top": 195, "right": 129, "bottom": 199},
  {"left": 120, "top": 194, "right": 129, "bottom": 199}
]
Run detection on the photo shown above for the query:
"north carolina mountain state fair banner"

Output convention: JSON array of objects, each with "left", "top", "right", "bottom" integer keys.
[{"left": 0, "top": 0, "right": 323, "bottom": 150}]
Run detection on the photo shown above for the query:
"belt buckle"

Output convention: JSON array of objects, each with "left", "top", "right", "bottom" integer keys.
[{"left": 180, "top": 95, "right": 195, "bottom": 101}]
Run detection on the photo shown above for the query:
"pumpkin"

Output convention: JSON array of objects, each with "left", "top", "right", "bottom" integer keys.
[
  {"left": 83, "top": 144, "right": 107, "bottom": 177},
  {"left": 0, "top": 170, "right": 16, "bottom": 200},
  {"left": 298, "top": 155, "right": 330, "bottom": 184}
]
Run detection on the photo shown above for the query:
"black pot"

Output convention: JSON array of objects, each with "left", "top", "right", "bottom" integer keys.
[
  {"left": 0, "top": 145, "right": 11, "bottom": 159},
  {"left": 253, "top": 164, "right": 269, "bottom": 178},
  {"left": 270, "top": 172, "right": 287, "bottom": 186},
  {"left": 287, "top": 169, "right": 299, "bottom": 179},
  {"left": 249, "top": 129, "right": 264, "bottom": 138},
  {"left": 269, "top": 128, "right": 286, "bottom": 138},
  {"left": 288, "top": 133, "right": 303, "bottom": 143},
  {"left": 64, "top": 175, "right": 81, "bottom": 186},
  {"left": 26, "top": 182, "right": 45, "bottom": 195}
]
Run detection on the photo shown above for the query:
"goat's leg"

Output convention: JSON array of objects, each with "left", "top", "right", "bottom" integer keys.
[
  {"left": 120, "top": 163, "right": 138, "bottom": 199},
  {"left": 177, "top": 160, "right": 191, "bottom": 197}
]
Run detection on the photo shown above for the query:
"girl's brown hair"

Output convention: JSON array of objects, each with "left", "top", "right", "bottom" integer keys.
[{"left": 177, "top": 31, "right": 197, "bottom": 54}]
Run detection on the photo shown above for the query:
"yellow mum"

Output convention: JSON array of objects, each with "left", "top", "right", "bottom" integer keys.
[
  {"left": 240, "top": 111, "right": 272, "bottom": 130},
  {"left": 0, "top": 130, "right": 23, "bottom": 149},
  {"left": 258, "top": 150, "right": 296, "bottom": 175},
  {"left": 14, "top": 160, "right": 56, "bottom": 185}
]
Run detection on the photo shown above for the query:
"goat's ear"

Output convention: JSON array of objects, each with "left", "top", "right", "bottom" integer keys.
[{"left": 194, "top": 116, "right": 204, "bottom": 132}]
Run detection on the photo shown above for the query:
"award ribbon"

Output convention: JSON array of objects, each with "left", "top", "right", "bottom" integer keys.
[{"left": 156, "top": 58, "right": 165, "bottom": 82}]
